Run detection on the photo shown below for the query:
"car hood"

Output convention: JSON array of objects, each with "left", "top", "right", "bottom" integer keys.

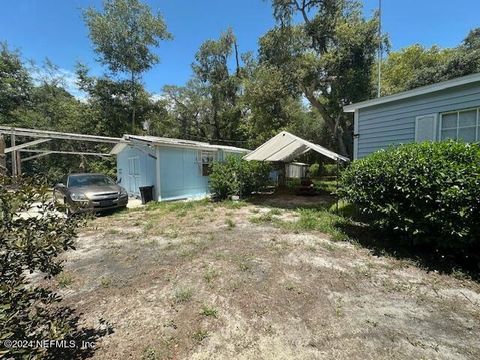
[{"left": 69, "top": 184, "right": 122, "bottom": 195}]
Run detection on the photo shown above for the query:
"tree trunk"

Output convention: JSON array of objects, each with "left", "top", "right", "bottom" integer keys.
[{"left": 303, "top": 88, "right": 349, "bottom": 157}]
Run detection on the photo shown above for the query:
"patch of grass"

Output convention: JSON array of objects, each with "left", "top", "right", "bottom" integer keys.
[
  {"left": 225, "top": 218, "right": 236, "bottom": 229},
  {"left": 200, "top": 305, "right": 218, "bottom": 317},
  {"left": 220, "top": 200, "right": 248, "bottom": 209},
  {"left": 268, "top": 208, "right": 282, "bottom": 216},
  {"left": 142, "top": 347, "right": 159, "bottom": 360},
  {"left": 238, "top": 255, "right": 253, "bottom": 272},
  {"left": 249, "top": 212, "right": 275, "bottom": 224},
  {"left": 57, "top": 272, "right": 73, "bottom": 288},
  {"left": 106, "top": 228, "right": 120, "bottom": 235},
  {"left": 313, "top": 179, "right": 338, "bottom": 193},
  {"left": 143, "top": 220, "right": 155, "bottom": 233},
  {"left": 282, "top": 209, "right": 350, "bottom": 241},
  {"left": 319, "top": 241, "right": 337, "bottom": 252},
  {"left": 192, "top": 329, "right": 209, "bottom": 342},
  {"left": 100, "top": 276, "right": 112, "bottom": 288},
  {"left": 204, "top": 267, "right": 219, "bottom": 283},
  {"left": 174, "top": 287, "right": 193, "bottom": 303}
]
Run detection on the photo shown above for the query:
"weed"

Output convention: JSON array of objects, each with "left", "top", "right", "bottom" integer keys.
[
  {"left": 225, "top": 218, "right": 236, "bottom": 229},
  {"left": 143, "top": 220, "right": 155, "bottom": 233},
  {"left": 200, "top": 305, "right": 218, "bottom": 317},
  {"left": 100, "top": 276, "right": 112, "bottom": 288},
  {"left": 174, "top": 288, "right": 193, "bottom": 303},
  {"left": 192, "top": 329, "right": 209, "bottom": 342},
  {"left": 221, "top": 200, "right": 248, "bottom": 209},
  {"left": 238, "top": 255, "right": 253, "bottom": 272},
  {"left": 142, "top": 347, "right": 158, "bottom": 360},
  {"left": 269, "top": 208, "right": 282, "bottom": 216},
  {"left": 204, "top": 267, "right": 219, "bottom": 283},
  {"left": 57, "top": 272, "right": 73, "bottom": 288},
  {"left": 249, "top": 212, "right": 274, "bottom": 224}
]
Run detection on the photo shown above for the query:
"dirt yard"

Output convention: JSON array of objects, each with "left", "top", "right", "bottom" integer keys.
[{"left": 50, "top": 197, "right": 480, "bottom": 359}]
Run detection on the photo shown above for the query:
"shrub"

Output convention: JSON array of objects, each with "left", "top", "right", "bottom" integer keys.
[
  {"left": 309, "top": 163, "right": 320, "bottom": 177},
  {"left": 338, "top": 141, "right": 480, "bottom": 252},
  {"left": 209, "top": 156, "right": 271, "bottom": 200},
  {"left": 322, "top": 163, "right": 338, "bottom": 177},
  {"left": 0, "top": 176, "right": 83, "bottom": 358}
]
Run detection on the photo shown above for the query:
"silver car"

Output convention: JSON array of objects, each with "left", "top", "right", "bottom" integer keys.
[{"left": 54, "top": 173, "right": 128, "bottom": 213}]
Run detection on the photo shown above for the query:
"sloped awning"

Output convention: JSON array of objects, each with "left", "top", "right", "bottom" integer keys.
[{"left": 243, "top": 131, "right": 349, "bottom": 163}]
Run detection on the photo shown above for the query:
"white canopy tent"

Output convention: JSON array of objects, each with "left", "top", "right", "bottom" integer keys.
[{"left": 243, "top": 131, "right": 350, "bottom": 163}]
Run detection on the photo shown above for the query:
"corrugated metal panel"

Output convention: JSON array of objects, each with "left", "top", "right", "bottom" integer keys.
[{"left": 357, "top": 82, "right": 480, "bottom": 159}]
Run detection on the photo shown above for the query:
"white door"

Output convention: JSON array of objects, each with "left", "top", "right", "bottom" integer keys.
[{"left": 128, "top": 157, "right": 140, "bottom": 194}]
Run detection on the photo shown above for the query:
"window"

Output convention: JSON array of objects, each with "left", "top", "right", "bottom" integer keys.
[
  {"left": 440, "top": 108, "right": 480, "bottom": 142},
  {"left": 200, "top": 151, "right": 216, "bottom": 176},
  {"left": 415, "top": 114, "right": 437, "bottom": 142}
]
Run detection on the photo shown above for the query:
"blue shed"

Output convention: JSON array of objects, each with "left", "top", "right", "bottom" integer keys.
[
  {"left": 110, "top": 135, "right": 249, "bottom": 201},
  {"left": 344, "top": 73, "right": 480, "bottom": 160}
]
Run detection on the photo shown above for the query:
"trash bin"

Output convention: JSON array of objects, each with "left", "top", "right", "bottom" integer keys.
[{"left": 139, "top": 185, "right": 154, "bottom": 204}]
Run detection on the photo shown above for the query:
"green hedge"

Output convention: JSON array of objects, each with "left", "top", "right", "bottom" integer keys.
[
  {"left": 338, "top": 141, "right": 480, "bottom": 251},
  {"left": 209, "top": 156, "right": 271, "bottom": 200}
]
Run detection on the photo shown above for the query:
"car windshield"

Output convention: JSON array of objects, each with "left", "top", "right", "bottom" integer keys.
[{"left": 68, "top": 174, "right": 115, "bottom": 187}]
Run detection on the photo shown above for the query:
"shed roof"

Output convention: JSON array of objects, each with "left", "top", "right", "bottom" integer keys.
[
  {"left": 110, "top": 134, "right": 250, "bottom": 154},
  {"left": 243, "top": 131, "right": 349, "bottom": 163},
  {"left": 343, "top": 72, "right": 480, "bottom": 113}
]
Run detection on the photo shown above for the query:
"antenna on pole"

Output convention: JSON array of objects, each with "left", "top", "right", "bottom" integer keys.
[{"left": 377, "top": 0, "right": 382, "bottom": 98}]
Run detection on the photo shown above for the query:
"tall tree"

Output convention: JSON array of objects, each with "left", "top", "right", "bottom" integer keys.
[
  {"left": 191, "top": 28, "right": 245, "bottom": 143},
  {"left": 263, "top": 0, "right": 381, "bottom": 156},
  {"left": 0, "top": 43, "right": 32, "bottom": 122},
  {"left": 83, "top": 0, "right": 172, "bottom": 132},
  {"left": 379, "top": 28, "right": 480, "bottom": 95}
]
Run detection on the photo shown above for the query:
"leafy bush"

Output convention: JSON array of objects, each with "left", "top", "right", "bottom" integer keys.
[
  {"left": 338, "top": 141, "right": 480, "bottom": 251},
  {"left": 209, "top": 156, "right": 271, "bottom": 200},
  {"left": 309, "top": 163, "right": 320, "bottom": 177},
  {"left": 0, "top": 176, "right": 84, "bottom": 358},
  {"left": 322, "top": 164, "right": 338, "bottom": 177}
]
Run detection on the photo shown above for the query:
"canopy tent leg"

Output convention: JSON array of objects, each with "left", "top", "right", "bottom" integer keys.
[
  {"left": 336, "top": 159, "right": 340, "bottom": 213},
  {"left": 11, "top": 132, "right": 17, "bottom": 178},
  {"left": 0, "top": 135, "right": 6, "bottom": 176}
]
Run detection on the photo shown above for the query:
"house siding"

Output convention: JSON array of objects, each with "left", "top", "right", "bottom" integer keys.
[
  {"left": 356, "top": 83, "right": 480, "bottom": 159},
  {"left": 116, "top": 144, "right": 248, "bottom": 202},
  {"left": 158, "top": 146, "right": 210, "bottom": 201}
]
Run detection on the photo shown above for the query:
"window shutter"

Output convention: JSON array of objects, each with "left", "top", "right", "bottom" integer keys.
[{"left": 415, "top": 115, "right": 437, "bottom": 142}]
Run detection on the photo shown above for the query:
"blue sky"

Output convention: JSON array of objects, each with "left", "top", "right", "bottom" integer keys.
[{"left": 0, "top": 0, "right": 479, "bottom": 97}]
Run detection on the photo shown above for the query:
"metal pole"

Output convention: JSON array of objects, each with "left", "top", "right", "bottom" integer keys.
[
  {"left": 377, "top": 0, "right": 382, "bottom": 98},
  {"left": 11, "top": 131, "right": 16, "bottom": 178},
  {"left": 0, "top": 135, "right": 6, "bottom": 176},
  {"left": 336, "top": 159, "right": 339, "bottom": 213}
]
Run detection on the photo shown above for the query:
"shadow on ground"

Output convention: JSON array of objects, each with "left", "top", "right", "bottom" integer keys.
[
  {"left": 46, "top": 308, "right": 113, "bottom": 359},
  {"left": 336, "top": 220, "right": 480, "bottom": 282}
]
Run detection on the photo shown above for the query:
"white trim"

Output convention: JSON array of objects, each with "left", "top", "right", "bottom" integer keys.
[
  {"left": 439, "top": 107, "right": 480, "bottom": 141},
  {"left": 353, "top": 109, "right": 359, "bottom": 160},
  {"left": 344, "top": 72, "right": 480, "bottom": 113},
  {"left": 415, "top": 114, "right": 437, "bottom": 142}
]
